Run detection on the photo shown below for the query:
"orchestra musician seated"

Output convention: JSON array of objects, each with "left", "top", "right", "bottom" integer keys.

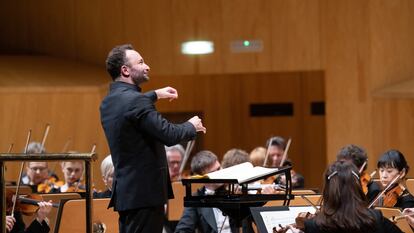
[
  {"left": 286, "top": 161, "right": 403, "bottom": 233},
  {"left": 166, "top": 144, "right": 185, "bottom": 182},
  {"left": 20, "top": 142, "right": 59, "bottom": 193},
  {"left": 175, "top": 150, "right": 241, "bottom": 233},
  {"left": 336, "top": 144, "right": 380, "bottom": 202},
  {"left": 249, "top": 147, "right": 266, "bottom": 167},
  {"left": 222, "top": 148, "right": 250, "bottom": 169},
  {"left": 50, "top": 160, "right": 84, "bottom": 193},
  {"left": 264, "top": 136, "right": 304, "bottom": 189},
  {"left": 373, "top": 149, "right": 414, "bottom": 209},
  {"left": 94, "top": 154, "right": 113, "bottom": 198},
  {"left": 6, "top": 201, "right": 53, "bottom": 233}
]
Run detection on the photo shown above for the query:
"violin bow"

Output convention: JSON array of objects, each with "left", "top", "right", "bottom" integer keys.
[
  {"left": 7, "top": 143, "right": 14, "bottom": 153},
  {"left": 263, "top": 137, "right": 274, "bottom": 167},
  {"left": 40, "top": 123, "right": 50, "bottom": 149},
  {"left": 359, "top": 160, "right": 367, "bottom": 174},
  {"left": 370, "top": 170, "right": 377, "bottom": 178},
  {"left": 279, "top": 138, "right": 292, "bottom": 167},
  {"left": 300, "top": 195, "right": 319, "bottom": 212},
  {"left": 368, "top": 173, "right": 402, "bottom": 208},
  {"left": 179, "top": 140, "right": 195, "bottom": 175},
  {"left": 11, "top": 129, "right": 32, "bottom": 217}
]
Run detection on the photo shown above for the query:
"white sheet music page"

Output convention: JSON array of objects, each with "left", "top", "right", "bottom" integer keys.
[
  {"left": 206, "top": 162, "right": 278, "bottom": 183},
  {"left": 260, "top": 206, "right": 316, "bottom": 233}
]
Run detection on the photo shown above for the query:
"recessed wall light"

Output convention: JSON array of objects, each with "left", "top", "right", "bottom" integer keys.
[{"left": 181, "top": 41, "right": 214, "bottom": 55}]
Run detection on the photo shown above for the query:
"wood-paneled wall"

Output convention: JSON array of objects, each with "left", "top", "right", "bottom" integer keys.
[{"left": 322, "top": 0, "right": 414, "bottom": 177}]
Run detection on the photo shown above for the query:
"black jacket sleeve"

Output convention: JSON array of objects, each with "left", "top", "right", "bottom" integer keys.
[{"left": 129, "top": 96, "right": 196, "bottom": 146}]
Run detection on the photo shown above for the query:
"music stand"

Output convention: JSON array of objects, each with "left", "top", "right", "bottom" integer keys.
[
  {"left": 181, "top": 166, "right": 294, "bottom": 226},
  {"left": 251, "top": 206, "right": 317, "bottom": 233}
]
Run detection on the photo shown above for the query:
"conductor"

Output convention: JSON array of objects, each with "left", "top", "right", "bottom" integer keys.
[{"left": 100, "top": 44, "right": 206, "bottom": 233}]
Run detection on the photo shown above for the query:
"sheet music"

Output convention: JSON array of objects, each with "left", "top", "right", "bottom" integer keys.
[{"left": 260, "top": 206, "right": 316, "bottom": 233}]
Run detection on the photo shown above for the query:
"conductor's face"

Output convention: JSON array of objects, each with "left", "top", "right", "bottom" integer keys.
[{"left": 124, "top": 50, "right": 150, "bottom": 85}]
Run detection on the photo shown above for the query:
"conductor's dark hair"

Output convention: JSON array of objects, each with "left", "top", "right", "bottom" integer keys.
[{"left": 106, "top": 44, "right": 134, "bottom": 80}]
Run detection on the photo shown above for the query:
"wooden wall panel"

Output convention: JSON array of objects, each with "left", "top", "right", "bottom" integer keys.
[
  {"left": 270, "top": 0, "right": 321, "bottom": 71},
  {"left": 123, "top": 0, "right": 174, "bottom": 76},
  {"left": 370, "top": 0, "right": 414, "bottom": 88},
  {"left": 322, "top": 0, "right": 414, "bottom": 178},
  {"left": 321, "top": 0, "right": 373, "bottom": 163},
  {"left": 300, "top": 72, "right": 326, "bottom": 188},
  {"left": 171, "top": 0, "right": 224, "bottom": 75},
  {"left": 221, "top": 0, "right": 272, "bottom": 73}
]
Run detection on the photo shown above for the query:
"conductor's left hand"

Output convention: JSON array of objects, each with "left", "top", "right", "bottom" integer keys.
[{"left": 155, "top": 87, "right": 178, "bottom": 101}]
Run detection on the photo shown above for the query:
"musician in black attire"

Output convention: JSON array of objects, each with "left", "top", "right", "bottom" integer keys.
[
  {"left": 288, "top": 161, "right": 403, "bottom": 233},
  {"left": 336, "top": 144, "right": 381, "bottom": 202},
  {"left": 100, "top": 44, "right": 206, "bottom": 233},
  {"left": 376, "top": 149, "right": 414, "bottom": 209},
  {"left": 6, "top": 201, "right": 52, "bottom": 233}
]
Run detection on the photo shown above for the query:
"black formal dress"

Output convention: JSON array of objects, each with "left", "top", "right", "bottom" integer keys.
[
  {"left": 100, "top": 81, "right": 197, "bottom": 233},
  {"left": 10, "top": 212, "right": 50, "bottom": 233},
  {"left": 304, "top": 209, "right": 403, "bottom": 233}
]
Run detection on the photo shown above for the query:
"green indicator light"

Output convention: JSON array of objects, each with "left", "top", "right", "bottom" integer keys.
[{"left": 243, "top": 40, "right": 250, "bottom": 47}]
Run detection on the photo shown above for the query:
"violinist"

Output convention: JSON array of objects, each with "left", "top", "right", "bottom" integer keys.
[
  {"left": 287, "top": 161, "right": 403, "bottom": 233},
  {"left": 20, "top": 142, "right": 59, "bottom": 193},
  {"left": 264, "top": 136, "right": 304, "bottom": 189},
  {"left": 336, "top": 144, "right": 380, "bottom": 202},
  {"left": 175, "top": 150, "right": 240, "bottom": 233},
  {"left": 50, "top": 160, "right": 84, "bottom": 193},
  {"left": 222, "top": 148, "right": 250, "bottom": 169},
  {"left": 6, "top": 195, "right": 53, "bottom": 233},
  {"left": 375, "top": 149, "right": 414, "bottom": 209},
  {"left": 166, "top": 144, "right": 185, "bottom": 182},
  {"left": 249, "top": 147, "right": 266, "bottom": 167},
  {"left": 94, "top": 154, "right": 113, "bottom": 198}
]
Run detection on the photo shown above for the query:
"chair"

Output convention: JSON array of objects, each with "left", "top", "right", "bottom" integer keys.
[
  {"left": 167, "top": 181, "right": 203, "bottom": 221},
  {"left": 375, "top": 207, "right": 412, "bottom": 233},
  {"left": 54, "top": 198, "right": 118, "bottom": 233},
  {"left": 21, "top": 193, "right": 81, "bottom": 233}
]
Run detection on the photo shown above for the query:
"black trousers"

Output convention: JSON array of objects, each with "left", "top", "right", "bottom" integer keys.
[{"left": 118, "top": 206, "right": 164, "bottom": 233}]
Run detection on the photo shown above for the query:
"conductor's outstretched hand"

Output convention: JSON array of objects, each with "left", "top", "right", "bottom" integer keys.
[
  {"left": 188, "top": 116, "right": 207, "bottom": 133},
  {"left": 155, "top": 87, "right": 178, "bottom": 101}
]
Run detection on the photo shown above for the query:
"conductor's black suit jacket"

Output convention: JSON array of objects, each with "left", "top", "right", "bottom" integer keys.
[{"left": 100, "top": 81, "right": 197, "bottom": 211}]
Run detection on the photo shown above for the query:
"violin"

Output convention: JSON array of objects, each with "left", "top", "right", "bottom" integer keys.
[
  {"left": 66, "top": 182, "right": 86, "bottom": 192},
  {"left": 382, "top": 183, "right": 405, "bottom": 207},
  {"left": 360, "top": 171, "right": 371, "bottom": 195},
  {"left": 6, "top": 189, "right": 58, "bottom": 216},
  {"left": 368, "top": 174, "right": 403, "bottom": 208},
  {"left": 37, "top": 176, "right": 65, "bottom": 193},
  {"left": 273, "top": 212, "right": 315, "bottom": 233}
]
